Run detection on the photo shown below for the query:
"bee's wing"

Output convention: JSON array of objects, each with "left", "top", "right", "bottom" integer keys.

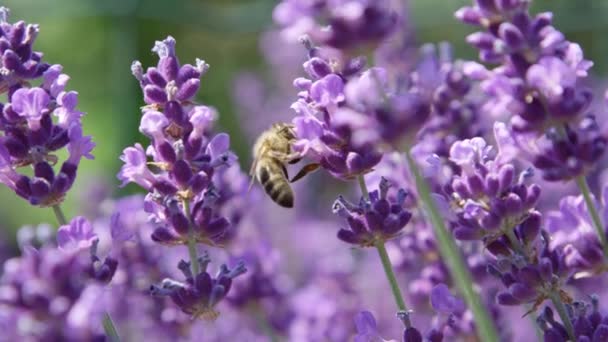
[{"left": 248, "top": 156, "right": 258, "bottom": 192}]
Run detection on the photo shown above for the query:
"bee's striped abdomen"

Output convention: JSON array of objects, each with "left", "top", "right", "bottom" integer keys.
[{"left": 257, "top": 162, "right": 294, "bottom": 208}]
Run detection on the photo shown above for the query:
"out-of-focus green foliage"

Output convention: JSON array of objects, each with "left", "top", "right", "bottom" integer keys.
[{"left": 1, "top": 0, "right": 607, "bottom": 243}]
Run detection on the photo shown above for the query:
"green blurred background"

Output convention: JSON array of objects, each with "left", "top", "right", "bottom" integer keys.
[{"left": 1, "top": 0, "right": 607, "bottom": 244}]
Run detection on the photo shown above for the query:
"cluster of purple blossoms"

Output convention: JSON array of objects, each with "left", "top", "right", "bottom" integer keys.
[
  {"left": 151, "top": 253, "right": 246, "bottom": 320},
  {"left": 353, "top": 284, "right": 468, "bottom": 342},
  {"left": 7, "top": 0, "right": 608, "bottom": 340},
  {"left": 437, "top": 131, "right": 574, "bottom": 315},
  {"left": 0, "top": 8, "right": 94, "bottom": 206},
  {"left": 457, "top": 0, "right": 606, "bottom": 181},
  {"left": 545, "top": 188, "right": 608, "bottom": 276},
  {"left": 0, "top": 217, "right": 117, "bottom": 340},
  {"left": 121, "top": 36, "right": 237, "bottom": 247},
  {"left": 0, "top": 7, "right": 48, "bottom": 93},
  {"left": 333, "top": 177, "right": 412, "bottom": 246},
  {"left": 119, "top": 36, "right": 248, "bottom": 319},
  {"left": 273, "top": 0, "right": 398, "bottom": 50},
  {"left": 290, "top": 40, "right": 382, "bottom": 179},
  {"left": 538, "top": 296, "right": 608, "bottom": 342}
]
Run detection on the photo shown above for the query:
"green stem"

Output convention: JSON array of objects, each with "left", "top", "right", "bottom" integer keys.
[
  {"left": 375, "top": 241, "right": 411, "bottom": 326},
  {"left": 52, "top": 204, "right": 67, "bottom": 226},
  {"left": 102, "top": 312, "right": 121, "bottom": 342},
  {"left": 404, "top": 149, "right": 499, "bottom": 341},
  {"left": 504, "top": 227, "right": 525, "bottom": 256},
  {"left": 548, "top": 291, "right": 575, "bottom": 341},
  {"left": 182, "top": 199, "right": 200, "bottom": 276},
  {"left": 575, "top": 175, "right": 608, "bottom": 259},
  {"left": 357, "top": 175, "right": 410, "bottom": 327},
  {"left": 358, "top": 174, "right": 369, "bottom": 200},
  {"left": 249, "top": 303, "right": 279, "bottom": 342},
  {"left": 555, "top": 124, "right": 608, "bottom": 259}
]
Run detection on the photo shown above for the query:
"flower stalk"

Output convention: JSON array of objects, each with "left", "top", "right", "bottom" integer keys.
[
  {"left": 53, "top": 204, "right": 121, "bottom": 341},
  {"left": 182, "top": 199, "right": 200, "bottom": 276},
  {"left": 52, "top": 205, "right": 68, "bottom": 226},
  {"left": 548, "top": 291, "right": 575, "bottom": 341},
  {"left": 403, "top": 149, "right": 499, "bottom": 342},
  {"left": 102, "top": 312, "right": 121, "bottom": 342},
  {"left": 575, "top": 175, "right": 608, "bottom": 259},
  {"left": 357, "top": 175, "right": 410, "bottom": 326}
]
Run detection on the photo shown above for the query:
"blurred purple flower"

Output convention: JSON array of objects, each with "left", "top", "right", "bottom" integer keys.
[
  {"left": 430, "top": 284, "right": 465, "bottom": 314},
  {"left": 56, "top": 216, "right": 97, "bottom": 251},
  {"left": 273, "top": 0, "right": 398, "bottom": 50},
  {"left": 545, "top": 187, "right": 608, "bottom": 275},
  {"left": 0, "top": 219, "right": 116, "bottom": 340}
]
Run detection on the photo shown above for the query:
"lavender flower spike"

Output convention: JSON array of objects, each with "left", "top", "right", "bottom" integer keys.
[
  {"left": 0, "top": 67, "right": 94, "bottom": 206},
  {"left": 151, "top": 253, "right": 247, "bottom": 320},
  {"left": 290, "top": 40, "right": 382, "bottom": 180},
  {"left": 0, "top": 7, "right": 49, "bottom": 94},
  {"left": 119, "top": 36, "right": 238, "bottom": 247},
  {"left": 334, "top": 177, "right": 412, "bottom": 247}
]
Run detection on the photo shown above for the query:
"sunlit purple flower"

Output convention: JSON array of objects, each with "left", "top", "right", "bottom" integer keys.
[
  {"left": 120, "top": 37, "right": 239, "bottom": 247},
  {"left": 0, "top": 71, "right": 94, "bottom": 206},
  {"left": 456, "top": 0, "right": 604, "bottom": 181},
  {"left": 290, "top": 42, "right": 382, "bottom": 179},
  {"left": 445, "top": 134, "right": 541, "bottom": 245}
]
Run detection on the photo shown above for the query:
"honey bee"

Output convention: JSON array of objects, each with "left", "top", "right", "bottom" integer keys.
[{"left": 250, "top": 123, "right": 319, "bottom": 208}]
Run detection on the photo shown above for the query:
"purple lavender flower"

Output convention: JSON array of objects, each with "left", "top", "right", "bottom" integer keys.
[
  {"left": 0, "top": 10, "right": 94, "bottom": 206},
  {"left": 94, "top": 195, "right": 201, "bottom": 340},
  {"left": 333, "top": 177, "right": 412, "bottom": 247},
  {"left": 430, "top": 284, "right": 465, "bottom": 314},
  {"left": 0, "top": 217, "right": 116, "bottom": 340},
  {"left": 545, "top": 188, "right": 608, "bottom": 276},
  {"left": 444, "top": 133, "right": 541, "bottom": 246},
  {"left": 120, "top": 36, "right": 238, "bottom": 247},
  {"left": 288, "top": 272, "right": 360, "bottom": 342},
  {"left": 151, "top": 253, "right": 246, "bottom": 320},
  {"left": 352, "top": 286, "right": 470, "bottom": 342},
  {"left": 538, "top": 296, "right": 608, "bottom": 342},
  {"left": 226, "top": 239, "right": 283, "bottom": 307},
  {"left": 0, "top": 67, "right": 94, "bottom": 206},
  {"left": 353, "top": 311, "right": 386, "bottom": 342},
  {"left": 273, "top": 0, "right": 398, "bottom": 50},
  {"left": 456, "top": 0, "right": 605, "bottom": 181},
  {"left": 290, "top": 42, "right": 382, "bottom": 179},
  {"left": 0, "top": 7, "right": 49, "bottom": 94}
]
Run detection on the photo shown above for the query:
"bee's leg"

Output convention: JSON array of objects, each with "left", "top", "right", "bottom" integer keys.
[
  {"left": 268, "top": 151, "right": 302, "bottom": 164},
  {"left": 288, "top": 157, "right": 302, "bottom": 164},
  {"left": 290, "top": 163, "right": 320, "bottom": 183},
  {"left": 281, "top": 164, "right": 289, "bottom": 178}
]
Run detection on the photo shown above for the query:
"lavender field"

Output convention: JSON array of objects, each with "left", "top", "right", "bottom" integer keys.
[{"left": 1, "top": 1, "right": 608, "bottom": 341}]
